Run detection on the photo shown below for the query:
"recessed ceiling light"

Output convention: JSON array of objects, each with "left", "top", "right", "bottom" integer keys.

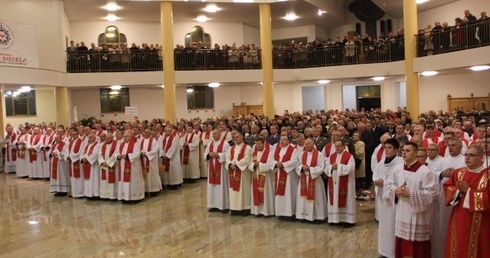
[
  {"left": 372, "top": 76, "right": 385, "bottom": 81},
  {"left": 416, "top": 0, "right": 429, "bottom": 4},
  {"left": 421, "top": 71, "right": 438, "bottom": 76},
  {"left": 317, "top": 80, "right": 330, "bottom": 84},
  {"left": 283, "top": 13, "right": 299, "bottom": 21},
  {"left": 19, "top": 86, "right": 31, "bottom": 93},
  {"left": 103, "top": 3, "right": 121, "bottom": 12},
  {"left": 195, "top": 15, "right": 208, "bottom": 22},
  {"left": 28, "top": 221, "right": 39, "bottom": 225},
  {"left": 204, "top": 4, "right": 220, "bottom": 13},
  {"left": 318, "top": 10, "right": 327, "bottom": 16},
  {"left": 104, "top": 14, "right": 120, "bottom": 22},
  {"left": 233, "top": 0, "right": 254, "bottom": 3},
  {"left": 470, "top": 65, "right": 490, "bottom": 71},
  {"left": 110, "top": 85, "right": 122, "bottom": 90},
  {"left": 208, "top": 82, "right": 220, "bottom": 88},
  {"left": 186, "top": 88, "right": 194, "bottom": 93},
  {"left": 160, "top": 84, "right": 165, "bottom": 88}
]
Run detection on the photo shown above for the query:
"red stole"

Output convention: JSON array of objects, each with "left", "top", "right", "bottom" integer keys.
[
  {"left": 140, "top": 137, "right": 153, "bottom": 177},
  {"left": 101, "top": 141, "right": 117, "bottom": 183},
  {"left": 162, "top": 131, "right": 177, "bottom": 172},
  {"left": 438, "top": 141, "right": 447, "bottom": 156},
  {"left": 29, "top": 133, "right": 42, "bottom": 162},
  {"left": 69, "top": 138, "right": 83, "bottom": 178},
  {"left": 229, "top": 143, "right": 247, "bottom": 192},
  {"left": 252, "top": 146, "right": 270, "bottom": 206},
  {"left": 50, "top": 141, "right": 65, "bottom": 180},
  {"left": 300, "top": 150, "right": 319, "bottom": 201},
  {"left": 328, "top": 151, "right": 351, "bottom": 207},
  {"left": 376, "top": 146, "right": 384, "bottom": 163},
  {"left": 118, "top": 141, "right": 136, "bottom": 182},
  {"left": 404, "top": 160, "right": 423, "bottom": 172},
  {"left": 183, "top": 133, "right": 194, "bottom": 165},
  {"left": 208, "top": 138, "right": 226, "bottom": 185},
  {"left": 7, "top": 133, "right": 17, "bottom": 162},
  {"left": 96, "top": 129, "right": 104, "bottom": 136},
  {"left": 323, "top": 142, "right": 333, "bottom": 157},
  {"left": 82, "top": 142, "right": 97, "bottom": 179},
  {"left": 201, "top": 130, "right": 211, "bottom": 140},
  {"left": 274, "top": 145, "right": 295, "bottom": 196}
]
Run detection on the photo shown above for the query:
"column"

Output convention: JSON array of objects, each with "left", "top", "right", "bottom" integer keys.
[
  {"left": 403, "top": 0, "right": 419, "bottom": 118},
  {"left": 55, "top": 87, "right": 69, "bottom": 127},
  {"left": 259, "top": 3, "right": 274, "bottom": 118},
  {"left": 161, "top": 2, "right": 176, "bottom": 123},
  {"left": 0, "top": 89, "right": 4, "bottom": 137}
]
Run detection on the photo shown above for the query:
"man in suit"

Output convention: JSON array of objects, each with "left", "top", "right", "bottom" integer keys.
[
  {"left": 245, "top": 124, "right": 260, "bottom": 147},
  {"left": 312, "top": 125, "right": 328, "bottom": 151},
  {"left": 357, "top": 122, "right": 374, "bottom": 188},
  {"left": 267, "top": 125, "right": 280, "bottom": 146},
  {"left": 338, "top": 126, "right": 355, "bottom": 155}
]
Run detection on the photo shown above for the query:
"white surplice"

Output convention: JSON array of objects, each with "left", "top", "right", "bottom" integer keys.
[
  {"left": 324, "top": 151, "right": 356, "bottom": 224},
  {"left": 49, "top": 142, "right": 70, "bottom": 193},
  {"left": 270, "top": 145, "right": 299, "bottom": 217},
  {"left": 295, "top": 149, "right": 327, "bottom": 221},
  {"left": 159, "top": 131, "right": 183, "bottom": 186},
  {"left": 181, "top": 132, "right": 200, "bottom": 180},
  {"left": 98, "top": 141, "right": 119, "bottom": 200},
  {"left": 140, "top": 137, "right": 162, "bottom": 193},
  {"left": 4, "top": 133, "right": 18, "bottom": 173},
  {"left": 29, "top": 134, "right": 44, "bottom": 178},
  {"left": 373, "top": 156, "right": 403, "bottom": 258},
  {"left": 82, "top": 142, "right": 101, "bottom": 198},
  {"left": 200, "top": 130, "right": 212, "bottom": 178},
  {"left": 117, "top": 141, "right": 145, "bottom": 201},
  {"left": 205, "top": 139, "right": 231, "bottom": 210},
  {"left": 248, "top": 148, "right": 275, "bottom": 216},
  {"left": 41, "top": 133, "right": 55, "bottom": 178},
  {"left": 225, "top": 143, "right": 252, "bottom": 211},
  {"left": 69, "top": 138, "right": 86, "bottom": 198},
  {"left": 371, "top": 143, "right": 386, "bottom": 221},
  {"left": 15, "top": 134, "right": 31, "bottom": 177}
]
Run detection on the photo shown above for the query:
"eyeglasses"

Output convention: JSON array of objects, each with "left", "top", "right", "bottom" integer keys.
[{"left": 463, "top": 153, "right": 482, "bottom": 158}]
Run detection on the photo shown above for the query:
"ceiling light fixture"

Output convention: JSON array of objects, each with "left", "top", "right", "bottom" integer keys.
[
  {"left": 204, "top": 4, "right": 220, "bottom": 13},
  {"left": 470, "top": 65, "right": 490, "bottom": 71},
  {"left": 416, "top": 0, "right": 429, "bottom": 4},
  {"left": 233, "top": 0, "right": 254, "bottom": 3},
  {"left": 208, "top": 82, "right": 220, "bottom": 88},
  {"left": 318, "top": 10, "right": 327, "bottom": 16},
  {"left": 103, "top": 3, "right": 121, "bottom": 11},
  {"left": 186, "top": 88, "right": 194, "bottom": 93},
  {"left": 421, "top": 71, "right": 438, "bottom": 76},
  {"left": 104, "top": 14, "right": 120, "bottom": 22},
  {"left": 110, "top": 85, "right": 122, "bottom": 90},
  {"left": 283, "top": 13, "right": 299, "bottom": 21},
  {"left": 317, "top": 80, "right": 330, "bottom": 84},
  {"left": 372, "top": 76, "right": 386, "bottom": 81},
  {"left": 195, "top": 15, "right": 209, "bottom": 22},
  {"left": 19, "top": 86, "right": 32, "bottom": 92}
]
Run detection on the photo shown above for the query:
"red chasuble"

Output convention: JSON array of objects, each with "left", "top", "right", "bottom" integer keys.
[
  {"left": 119, "top": 141, "right": 136, "bottom": 183},
  {"left": 50, "top": 141, "right": 65, "bottom": 180},
  {"left": 162, "top": 131, "right": 177, "bottom": 172},
  {"left": 443, "top": 167, "right": 490, "bottom": 258},
  {"left": 183, "top": 133, "right": 194, "bottom": 165},
  {"left": 252, "top": 146, "right": 270, "bottom": 206},
  {"left": 274, "top": 145, "right": 295, "bottom": 196},
  {"left": 140, "top": 137, "right": 153, "bottom": 177},
  {"left": 29, "top": 133, "right": 42, "bottom": 162},
  {"left": 101, "top": 141, "right": 117, "bottom": 183},
  {"left": 7, "top": 133, "right": 17, "bottom": 162},
  {"left": 69, "top": 138, "right": 83, "bottom": 178},
  {"left": 300, "top": 149, "right": 319, "bottom": 201},
  {"left": 82, "top": 143, "right": 97, "bottom": 180},
  {"left": 376, "top": 146, "right": 384, "bottom": 163},
  {"left": 229, "top": 143, "right": 247, "bottom": 192},
  {"left": 208, "top": 138, "right": 226, "bottom": 185},
  {"left": 328, "top": 151, "right": 352, "bottom": 207}
]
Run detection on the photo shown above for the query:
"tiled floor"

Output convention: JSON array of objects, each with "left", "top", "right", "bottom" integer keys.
[{"left": 0, "top": 173, "right": 378, "bottom": 258}]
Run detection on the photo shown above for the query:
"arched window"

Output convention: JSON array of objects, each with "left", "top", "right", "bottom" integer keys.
[
  {"left": 184, "top": 26, "right": 211, "bottom": 48},
  {"left": 98, "top": 26, "right": 127, "bottom": 47}
]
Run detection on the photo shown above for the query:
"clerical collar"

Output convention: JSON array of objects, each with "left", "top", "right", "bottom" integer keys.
[
  {"left": 404, "top": 159, "right": 422, "bottom": 172},
  {"left": 468, "top": 165, "right": 485, "bottom": 173},
  {"left": 384, "top": 156, "right": 396, "bottom": 164}
]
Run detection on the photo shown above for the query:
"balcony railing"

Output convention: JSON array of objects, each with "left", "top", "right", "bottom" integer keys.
[
  {"left": 66, "top": 50, "right": 162, "bottom": 73},
  {"left": 416, "top": 19, "right": 490, "bottom": 57}
]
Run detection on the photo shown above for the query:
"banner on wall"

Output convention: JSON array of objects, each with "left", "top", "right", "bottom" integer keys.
[{"left": 0, "top": 19, "right": 39, "bottom": 68}]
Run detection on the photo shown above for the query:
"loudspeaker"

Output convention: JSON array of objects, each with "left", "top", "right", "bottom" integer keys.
[
  {"left": 355, "top": 23, "right": 361, "bottom": 35},
  {"left": 380, "top": 20, "right": 386, "bottom": 33},
  {"left": 387, "top": 19, "right": 392, "bottom": 33}
]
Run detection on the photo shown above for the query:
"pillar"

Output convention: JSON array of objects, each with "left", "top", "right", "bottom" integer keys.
[
  {"left": 403, "top": 0, "right": 420, "bottom": 118},
  {"left": 0, "top": 89, "right": 5, "bottom": 137},
  {"left": 259, "top": 3, "right": 274, "bottom": 118},
  {"left": 161, "top": 2, "right": 176, "bottom": 123},
  {"left": 55, "top": 87, "right": 69, "bottom": 126}
]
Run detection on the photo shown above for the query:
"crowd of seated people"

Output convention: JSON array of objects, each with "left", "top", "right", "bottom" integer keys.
[
  {"left": 418, "top": 9, "right": 489, "bottom": 56},
  {"left": 66, "top": 41, "right": 162, "bottom": 73}
]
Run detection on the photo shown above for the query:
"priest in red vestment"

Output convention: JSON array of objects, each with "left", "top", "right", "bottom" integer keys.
[{"left": 443, "top": 145, "right": 490, "bottom": 258}]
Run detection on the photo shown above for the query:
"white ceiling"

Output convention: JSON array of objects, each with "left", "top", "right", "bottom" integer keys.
[{"left": 63, "top": 0, "right": 459, "bottom": 30}]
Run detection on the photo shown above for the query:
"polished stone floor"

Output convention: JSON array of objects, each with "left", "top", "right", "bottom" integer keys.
[{"left": 0, "top": 173, "right": 379, "bottom": 258}]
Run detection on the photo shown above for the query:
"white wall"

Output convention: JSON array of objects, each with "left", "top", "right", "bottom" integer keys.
[
  {"left": 272, "top": 25, "right": 316, "bottom": 42},
  {"left": 342, "top": 85, "right": 357, "bottom": 110},
  {"left": 242, "top": 25, "right": 260, "bottom": 46},
  {"left": 302, "top": 86, "right": 325, "bottom": 111},
  {"left": 418, "top": 0, "right": 487, "bottom": 29},
  {"left": 4, "top": 88, "right": 57, "bottom": 126},
  {"left": 419, "top": 70, "right": 490, "bottom": 112},
  {"left": 0, "top": 0, "right": 66, "bottom": 72}
]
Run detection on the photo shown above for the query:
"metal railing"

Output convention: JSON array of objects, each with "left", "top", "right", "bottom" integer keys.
[
  {"left": 416, "top": 19, "right": 490, "bottom": 57},
  {"left": 66, "top": 50, "right": 162, "bottom": 73}
]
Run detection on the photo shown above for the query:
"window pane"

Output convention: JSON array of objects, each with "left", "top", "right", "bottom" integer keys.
[
  {"left": 14, "top": 97, "right": 28, "bottom": 115},
  {"left": 6, "top": 97, "right": 13, "bottom": 116}
]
